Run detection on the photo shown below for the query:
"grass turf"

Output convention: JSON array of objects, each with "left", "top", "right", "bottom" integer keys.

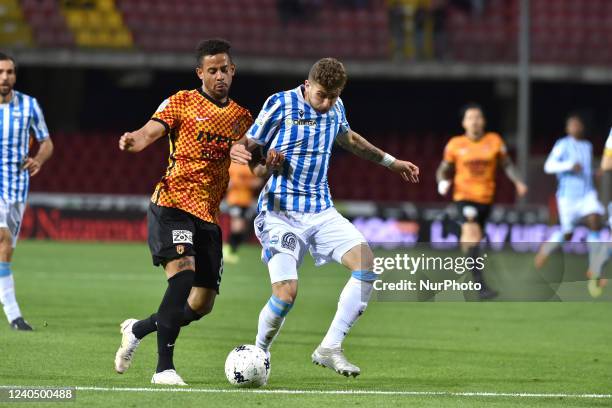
[{"left": 0, "top": 240, "right": 611, "bottom": 407}]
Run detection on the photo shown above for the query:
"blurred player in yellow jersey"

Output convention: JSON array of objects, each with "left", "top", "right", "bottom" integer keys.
[
  {"left": 436, "top": 103, "right": 528, "bottom": 300},
  {"left": 223, "top": 162, "right": 263, "bottom": 263}
]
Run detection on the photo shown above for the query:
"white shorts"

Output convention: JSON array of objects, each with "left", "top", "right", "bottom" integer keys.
[
  {"left": 254, "top": 207, "right": 366, "bottom": 271},
  {"left": 0, "top": 198, "right": 26, "bottom": 248},
  {"left": 557, "top": 190, "right": 604, "bottom": 233}
]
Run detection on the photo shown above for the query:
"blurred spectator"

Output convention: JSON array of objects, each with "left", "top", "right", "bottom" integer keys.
[
  {"left": 387, "top": 0, "right": 408, "bottom": 60},
  {"left": 414, "top": 0, "right": 448, "bottom": 60},
  {"left": 277, "top": 0, "right": 322, "bottom": 25},
  {"left": 334, "top": 0, "right": 370, "bottom": 9}
]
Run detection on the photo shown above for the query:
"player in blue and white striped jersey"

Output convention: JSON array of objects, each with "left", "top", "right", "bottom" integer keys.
[
  {"left": 230, "top": 58, "right": 419, "bottom": 377},
  {"left": 535, "top": 114, "right": 605, "bottom": 287},
  {"left": 0, "top": 53, "right": 53, "bottom": 330}
]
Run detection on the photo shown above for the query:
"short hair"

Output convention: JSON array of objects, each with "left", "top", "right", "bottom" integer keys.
[
  {"left": 308, "top": 58, "right": 347, "bottom": 92},
  {"left": 461, "top": 102, "right": 484, "bottom": 119},
  {"left": 0, "top": 52, "right": 16, "bottom": 70},
  {"left": 196, "top": 39, "right": 232, "bottom": 65},
  {"left": 566, "top": 111, "right": 585, "bottom": 124}
]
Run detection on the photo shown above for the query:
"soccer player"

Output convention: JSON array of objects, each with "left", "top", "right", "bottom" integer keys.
[
  {"left": 0, "top": 52, "right": 53, "bottom": 331},
  {"left": 222, "top": 162, "right": 263, "bottom": 264},
  {"left": 114, "top": 40, "right": 252, "bottom": 385},
  {"left": 585, "top": 126, "right": 612, "bottom": 297},
  {"left": 534, "top": 114, "right": 606, "bottom": 288},
  {"left": 436, "top": 103, "right": 528, "bottom": 300},
  {"left": 230, "top": 58, "right": 419, "bottom": 377}
]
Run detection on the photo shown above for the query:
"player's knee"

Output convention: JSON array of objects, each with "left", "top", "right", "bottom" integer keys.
[
  {"left": 341, "top": 243, "right": 374, "bottom": 271},
  {"left": 164, "top": 256, "right": 196, "bottom": 276},
  {"left": 0, "top": 229, "right": 12, "bottom": 254},
  {"left": 461, "top": 222, "right": 482, "bottom": 244},
  {"left": 272, "top": 281, "right": 298, "bottom": 304}
]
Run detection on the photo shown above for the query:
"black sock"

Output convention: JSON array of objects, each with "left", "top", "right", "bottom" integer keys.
[
  {"left": 132, "top": 314, "right": 157, "bottom": 339},
  {"left": 229, "top": 232, "right": 243, "bottom": 253},
  {"left": 131, "top": 304, "right": 205, "bottom": 340},
  {"left": 467, "top": 246, "right": 485, "bottom": 286},
  {"left": 156, "top": 270, "right": 194, "bottom": 373}
]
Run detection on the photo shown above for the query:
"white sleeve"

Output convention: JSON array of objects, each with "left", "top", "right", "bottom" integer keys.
[
  {"left": 30, "top": 98, "right": 50, "bottom": 142},
  {"left": 544, "top": 139, "right": 574, "bottom": 174}
]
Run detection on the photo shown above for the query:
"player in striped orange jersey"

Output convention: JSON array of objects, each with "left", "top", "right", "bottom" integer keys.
[
  {"left": 436, "top": 103, "right": 528, "bottom": 300},
  {"left": 114, "top": 39, "right": 253, "bottom": 386}
]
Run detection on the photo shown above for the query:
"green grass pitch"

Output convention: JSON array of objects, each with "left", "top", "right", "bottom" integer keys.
[{"left": 1, "top": 240, "right": 611, "bottom": 407}]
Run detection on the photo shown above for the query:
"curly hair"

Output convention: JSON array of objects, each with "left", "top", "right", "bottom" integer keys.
[
  {"left": 308, "top": 58, "right": 347, "bottom": 92},
  {"left": 196, "top": 39, "right": 232, "bottom": 65}
]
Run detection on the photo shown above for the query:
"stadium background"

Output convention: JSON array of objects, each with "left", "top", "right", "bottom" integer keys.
[{"left": 3, "top": 0, "right": 612, "bottom": 245}]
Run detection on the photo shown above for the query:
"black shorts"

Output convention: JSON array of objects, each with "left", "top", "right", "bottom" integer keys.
[
  {"left": 147, "top": 203, "right": 223, "bottom": 292},
  {"left": 228, "top": 205, "right": 256, "bottom": 220},
  {"left": 455, "top": 200, "right": 491, "bottom": 230}
]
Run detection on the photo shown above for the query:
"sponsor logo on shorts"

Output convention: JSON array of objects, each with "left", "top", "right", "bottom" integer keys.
[
  {"left": 270, "top": 235, "right": 279, "bottom": 245},
  {"left": 281, "top": 232, "right": 297, "bottom": 251},
  {"left": 176, "top": 245, "right": 185, "bottom": 255},
  {"left": 172, "top": 230, "right": 193, "bottom": 244}
]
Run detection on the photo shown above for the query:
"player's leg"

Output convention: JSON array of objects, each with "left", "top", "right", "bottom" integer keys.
[
  {"left": 585, "top": 203, "right": 610, "bottom": 297},
  {"left": 310, "top": 209, "right": 372, "bottom": 377},
  {"left": 457, "top": 202, "right": 497, "bottom": 300},
  {"left": 535, "top": 196, "right": 574, "bottom": 269},
  {"left": 253, "top": 212, "right": 303, "bottom": 354},
  {"left": 115, "top": 204, "right": 195, "bottom": 384},
  {"left": 224, "top": 206, "right": 248, "bottom": 263},
  {"left": 0, "top": 201, "right": 31, "bottom": 330}
]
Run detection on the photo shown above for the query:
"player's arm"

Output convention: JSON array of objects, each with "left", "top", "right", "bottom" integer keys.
[
  {"left": 231, "top": 136, "right": 284, "bottom": 178},
  {"left": 23, "top": 137, "right": 53, "bottom": 177},
  {"left": 435, "top": 160, "right": 454, "bottom": 196},
  {"left": 544, "top": 140, "right": 579, "bottom": 174},
  {"left": 335, "top": 129, "right": 419, "bottom": 183},
  {"left": 119, "top": 120, "right": 166, "bottom": 153},
  {"left": 500, "top": 156, "right": 528, "bottom": 197}
]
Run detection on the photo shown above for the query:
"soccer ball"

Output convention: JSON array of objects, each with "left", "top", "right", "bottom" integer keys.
[{"left": 224, "top": 344, "right": 270, "bottom": 388}]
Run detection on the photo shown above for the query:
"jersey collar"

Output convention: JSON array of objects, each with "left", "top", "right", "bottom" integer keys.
[{"left": 198, "top": 87, "right": 230, "bottom": 108}]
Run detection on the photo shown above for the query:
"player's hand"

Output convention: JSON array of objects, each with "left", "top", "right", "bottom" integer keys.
[
  {"left": 22, "top": 157, "right": 42, "bottom": 176},
  {"left": 265, "top": 149, "right": 285, "bottom": 171},
  {"left": 515, "top": 181, "right": 528, "bottom": 197},
  {"left": 390, "top": 160, "right": 419, "bottom": 183},
  {"left": 119, "top": 132, "right": 136, "bottom": 152},
  {"left": 438, "top": 179, "right": 451, "bottom": 196},
  {"left": 572, "top": 163, "right": 582, "bottom": 173},
  {"left": 230, "top": 143, "right": 252, "bottom": 165}
]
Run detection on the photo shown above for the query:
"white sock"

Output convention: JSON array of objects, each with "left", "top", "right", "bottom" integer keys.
[
  {"left": 540, "top": 230, "right": 565, "bottom": 256},
  {"left": 320, "top": 273, "right": 374, "bottom": 349},
  {"left": 587, "top": 231, "right": 609, "bottom": 278},
  {"left": 0, "top": 262, "right": 22, "bottom": 323},
  {"left": 255, "top": 295, "right": 293, "bottom": 352}
]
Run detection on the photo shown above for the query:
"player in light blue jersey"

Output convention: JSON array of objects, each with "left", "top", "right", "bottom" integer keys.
[
  {"left": 0, "top": 53, "right": 53, "bottom": 330},
  {"left": 535, "top": 114, "right": 606, "bottom": 288},
  {"left": 586, "top": 126, "right": 612, "bottom": 297},
  {"left": 230, "top": 58, "right": 419, "bottom": 377}
]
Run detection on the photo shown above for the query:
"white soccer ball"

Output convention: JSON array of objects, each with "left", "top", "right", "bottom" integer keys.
[{"left": 224, "top": 344, "right": 270, "bottom": 388}]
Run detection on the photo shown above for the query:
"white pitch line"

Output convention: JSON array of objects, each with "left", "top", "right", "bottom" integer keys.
[{"left": 1, "top": 386, "right": 610, "bottom": 399}]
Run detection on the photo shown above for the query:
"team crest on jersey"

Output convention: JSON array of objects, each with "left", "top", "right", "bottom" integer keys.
[
  {"left": 176, "top": 245, "right": 185, "bottom": 255},
  {"left": 172, "top": 230, "right": 193, "bottom": 244},
  {"left": 281, "top": 232, "right": 297, "bottom": 251}
]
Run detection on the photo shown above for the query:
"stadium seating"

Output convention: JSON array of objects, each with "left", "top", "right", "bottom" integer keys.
[{"left": 4, "top": 0, "right": 610, "bottom": 65}]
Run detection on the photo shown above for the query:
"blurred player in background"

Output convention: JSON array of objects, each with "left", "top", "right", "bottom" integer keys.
[
  {"left": 535, "top": 114, "right": 606, "bottom": 297},
  {"left": 230, "top": 58, "right": 419, "bottom": 377},
  {"left": 223, "top": 161, "right": 263, "bottom": 263},
  {"left": 437, "top": 103, "right": 528, "bottom": 300},
  {"left": 0, "top": 52, "right": 53, "bottom": 331},
  {"left": 583, "top": 126, "right": 612, "bottom": 297},
  {"left": 114, "top": 40, "right": 252, "bottom": 385}
]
